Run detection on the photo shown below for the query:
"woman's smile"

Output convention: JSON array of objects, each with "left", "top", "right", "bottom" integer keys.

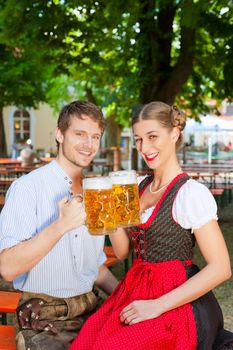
[{"left": 144, "top": 152, "right": 159, "bottom": 162}]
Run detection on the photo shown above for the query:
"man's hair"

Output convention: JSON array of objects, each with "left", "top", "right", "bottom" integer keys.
[{"left": 57, "top": 100, "right": 106, "bottom": 134}]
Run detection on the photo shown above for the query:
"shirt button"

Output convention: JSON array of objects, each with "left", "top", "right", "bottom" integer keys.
[
  {"left": 64, "top": 176, "right": 68, "bottom": 180},
  {"left": 75, "top": 234, "right": 78, "bottom": 238},
  {"left": 69, "top": 181, "right": 72, "bottom": 184}
]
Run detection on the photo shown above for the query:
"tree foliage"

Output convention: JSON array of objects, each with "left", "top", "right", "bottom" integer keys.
[
  {"left": 0, "top": 0, "right": 232, "bottom": 152},
  {"left": 0, "top": 41, "right": 55, "bottom": 155},
  {"left": 0, "top": 1, "right": 56, "bottom": 155}
]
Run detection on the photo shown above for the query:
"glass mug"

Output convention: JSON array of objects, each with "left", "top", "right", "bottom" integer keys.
[
  {"left": 83, "top": 177, "right": 116, "bottom": 235},
  {"left": 109, "top": 170, "right": 141, "bottom": 227}
]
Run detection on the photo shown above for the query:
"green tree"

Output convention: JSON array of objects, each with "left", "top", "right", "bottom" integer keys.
[
  {"left": 0, "top": 42, "right": 55, "bottom": 156},
  {"left": 0, "top": 0, "right": 232, "bottom": 152}
]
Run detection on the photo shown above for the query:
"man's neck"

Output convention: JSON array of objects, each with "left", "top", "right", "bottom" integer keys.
[{"left": 56, "top": 156, "right": 83, "bottom": 182}]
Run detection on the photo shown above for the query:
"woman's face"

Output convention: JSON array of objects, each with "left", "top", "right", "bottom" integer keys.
[{"left": 133, "top": 119, "right": 179, "bottom": 170}]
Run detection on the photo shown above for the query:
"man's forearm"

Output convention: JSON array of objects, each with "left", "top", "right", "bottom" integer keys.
[
  {"left": 95, "top": 264, "right": 119, "bottom": 295},
  {"left": 0, "top": 197, "right": 86, "bottom": 281},
  {"left": 0, "top": 220, "right": 65, "bottom": 281}
]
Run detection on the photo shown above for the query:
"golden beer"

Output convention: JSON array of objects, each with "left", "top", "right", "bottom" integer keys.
[
  {"left": 110, "top": 170, "right": 141, "bottom": 227},
  {"left": 83, "top": 177, "right": 116, "bottom": 235}
]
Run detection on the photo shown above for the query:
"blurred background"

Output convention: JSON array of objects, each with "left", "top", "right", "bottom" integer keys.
[{"left": 0, "top": 0, "right": 232, "bottom": 170}]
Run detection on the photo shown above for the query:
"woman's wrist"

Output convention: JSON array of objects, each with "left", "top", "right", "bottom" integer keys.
[{"left": 152, "top": 297, "right": 169, "bottom": 316}]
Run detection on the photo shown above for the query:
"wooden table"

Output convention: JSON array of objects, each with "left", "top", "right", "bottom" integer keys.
[
  {"left": 40, "top": 157, "right": 55, "bottom": 163},
  {"left": 182, "top": 164, "right": 233, "bottom": 186},
  {"left": 0, "top": 159, "right": 20, "bottom": 165}
]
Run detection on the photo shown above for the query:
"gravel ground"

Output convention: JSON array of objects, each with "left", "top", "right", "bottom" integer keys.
[{"left": 204, "top": 200, "right": 233, "bottom": 332}]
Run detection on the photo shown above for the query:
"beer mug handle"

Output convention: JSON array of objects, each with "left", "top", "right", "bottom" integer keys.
[
  {"left": 71, "top": 194, "right": 83, "bottom": 202},
  {"left": 70, "top": 194, "right": 88, "bottom": 227}
]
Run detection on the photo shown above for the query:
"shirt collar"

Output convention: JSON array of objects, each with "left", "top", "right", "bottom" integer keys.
[{"left": 50, "top": 160, "right": 73, "bottom": 187}]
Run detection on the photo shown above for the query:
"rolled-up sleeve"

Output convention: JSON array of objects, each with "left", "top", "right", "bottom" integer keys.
[{"left": 0, "top": 177, "right": 37, "bottom": 251}]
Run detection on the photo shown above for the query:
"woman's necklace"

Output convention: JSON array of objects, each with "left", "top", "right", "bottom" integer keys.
[{"left": 149, "top": 180, "right": 170, "bottom": 194}]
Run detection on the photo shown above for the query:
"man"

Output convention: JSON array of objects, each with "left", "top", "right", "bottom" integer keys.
[
  {"left": 20, "top": 144, "right": 38, "bottom": 167},
  {"left": 0, "top": 101, "right": 118, "bottom": 350}
]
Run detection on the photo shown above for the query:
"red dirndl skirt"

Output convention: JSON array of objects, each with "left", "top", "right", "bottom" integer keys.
[{"left": 69, "top": 259, "right": 197, "bottom": 350}]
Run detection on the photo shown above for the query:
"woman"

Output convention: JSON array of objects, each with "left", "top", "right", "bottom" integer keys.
[{"left": 70, "top": 102, "right": 233, "bottom": 350}]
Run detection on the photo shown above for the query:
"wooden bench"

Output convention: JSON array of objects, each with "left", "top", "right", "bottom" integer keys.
[
  {"left": 210, "top": 188, "right": 224, "bottom": 196},
  {"left": 0, "top": 291, "right": 22, "bottom": 325},
  {"left": 104, "top": 246, "right": 119, "bottom": 268},
  {"left": 104, "top": 244, "right": 132, "bottom": 272},
  {"left": 0, "top": 325, "right": 16, "bottom": 350},
  {"left": 0, "top": 195, "right": 5, "bottom": 206},
  {"left": 210, "top": 188, "right": 225, "bottom": 208}
]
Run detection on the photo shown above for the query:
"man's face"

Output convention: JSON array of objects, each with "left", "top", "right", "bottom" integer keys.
[{"left": 56, "top": 115, "right": 102, "bottom": 168}]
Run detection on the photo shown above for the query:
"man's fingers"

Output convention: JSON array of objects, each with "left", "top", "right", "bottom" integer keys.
[
  {"left": 72, "top": 194, "right": 83, "bottom": 203},
  {"left": 58, "top": 197, "right": 69, "bottom": 207}
]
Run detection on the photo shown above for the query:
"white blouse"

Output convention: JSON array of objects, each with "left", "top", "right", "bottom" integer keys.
[{"left": 138, "top": 177, "right": 218, "bottom": 231}]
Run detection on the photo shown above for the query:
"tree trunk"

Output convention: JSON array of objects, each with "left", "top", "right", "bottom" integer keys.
[
  {"left": 138, "top": 1, "right": 196, "bottom": 105},
  {"left": 155, "top": 25, "right": 196, "bottom": 104},
  {"left": 106, "top": 115, "right": 122, "bottom": 148},
  {"left": 105, "top": 115, "right": 123, "bottom": 171},
  {"left": 0, "top": 107, "right": 7, "bottom": 157}
]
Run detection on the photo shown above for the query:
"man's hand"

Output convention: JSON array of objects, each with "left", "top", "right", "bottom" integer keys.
[
  {"left": 95, "top": 264, "right": 119, "bottom": 295},
  {"left": 58, "top": 196, "right": 86, "bottom": 233}
]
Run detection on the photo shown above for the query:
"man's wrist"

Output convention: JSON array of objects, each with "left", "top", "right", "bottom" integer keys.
[{"left": 50, "top": 219, "right": 68, "bottom": 237}]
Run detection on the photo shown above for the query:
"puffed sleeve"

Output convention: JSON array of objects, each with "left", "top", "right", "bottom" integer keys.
[{"left": 172, "top": 179, "right": 218, "bottom": 230}]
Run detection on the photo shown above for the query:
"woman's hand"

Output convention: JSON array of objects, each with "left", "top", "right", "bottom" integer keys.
[
  {"left": 120, "top": 220, "right": 232, "bottom": 327},
  {"left": 120, "top": 299, "right": 163, "bottom": 325}
]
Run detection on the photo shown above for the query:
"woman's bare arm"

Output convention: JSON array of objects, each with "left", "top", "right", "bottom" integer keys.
[{"left": 120, "top": 220, "right": 232, "bottom": 325}]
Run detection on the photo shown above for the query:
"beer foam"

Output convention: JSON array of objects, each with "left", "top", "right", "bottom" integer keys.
[
  {"left": 110, "top": 170, "right": 137, "bottom": 185},
  {"left": 83, "top": 177, "right": 112, "bottom": 190}
]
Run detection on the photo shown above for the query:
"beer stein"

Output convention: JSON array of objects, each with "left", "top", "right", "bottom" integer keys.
[
  {"left": 109, "top": 170, "right": 141, "bottom": 227},
  {"left": 83, "top": 177, "right": 116, "bottom": 235}
]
